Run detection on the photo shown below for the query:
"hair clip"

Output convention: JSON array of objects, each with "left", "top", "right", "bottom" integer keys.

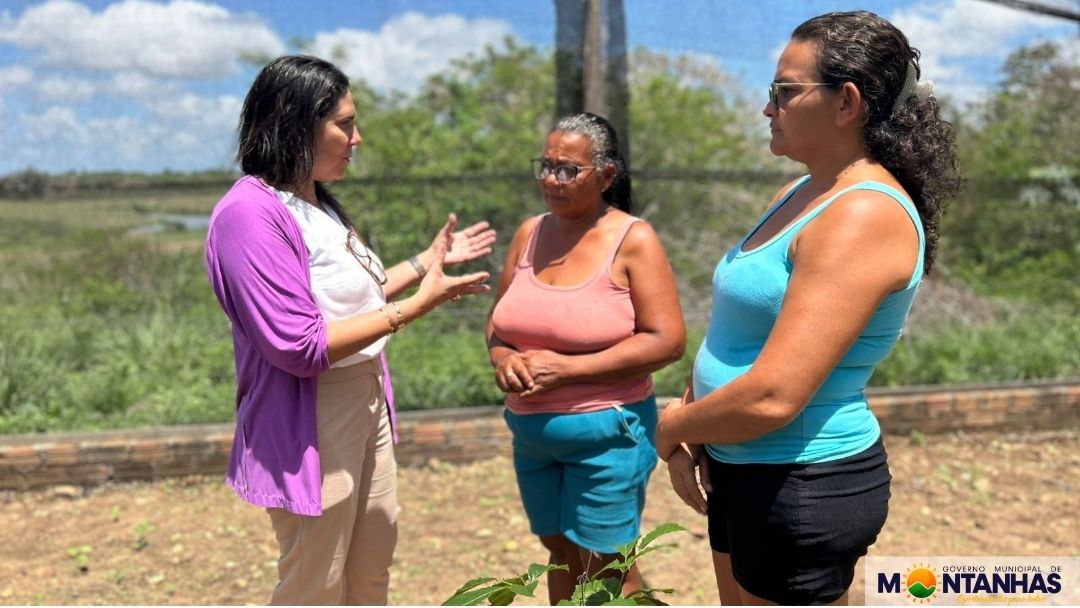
[{"left": 891, "top": 62, "right": 933, "bottom": 115}]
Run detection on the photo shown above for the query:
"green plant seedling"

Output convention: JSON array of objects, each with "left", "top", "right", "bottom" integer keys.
[
  {"left": 67, "top": 544, "right": 92, "bottom": 574},
  {"left": 133, "top": 519, "right": 156, "bottom": 551},
  {"left": 443, "top": 522, "right": 686, "bottom": 606}
]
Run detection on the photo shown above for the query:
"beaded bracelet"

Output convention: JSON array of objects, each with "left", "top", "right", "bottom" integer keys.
[
  {"left": 391, "top": 301, "right": 406, "bottom": 331},
  {"left": 378, "top": 305, "right": 399, "bottom": 334}
]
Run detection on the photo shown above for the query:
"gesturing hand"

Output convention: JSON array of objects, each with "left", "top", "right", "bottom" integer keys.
[
  {"left": 443, "top": 220, "right": 496, "bottom": 266},
  {"left": 415, "top": 214, "right": 491, "bottom": 310}
]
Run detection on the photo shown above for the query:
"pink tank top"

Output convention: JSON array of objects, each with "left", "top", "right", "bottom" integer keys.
[{"left": 491, "top": 213, "right": 654, "bottom": 414}]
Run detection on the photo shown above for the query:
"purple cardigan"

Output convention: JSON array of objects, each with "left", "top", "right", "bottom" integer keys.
[{"left": 206, "top": 176, "right": 401, "bottom": 516}]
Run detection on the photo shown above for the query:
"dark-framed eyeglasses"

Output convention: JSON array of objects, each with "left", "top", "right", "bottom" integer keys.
[
  {"left": 768, "top": 81, "right": 834, "bottom": 107},
  {"left": 346, "top": 227, "right": 388, "bottom": 288},
  {"left": 532, "top": 159, "right": 596, "bottom": 185}
]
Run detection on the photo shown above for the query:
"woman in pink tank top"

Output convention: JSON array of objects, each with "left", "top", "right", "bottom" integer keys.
[{"left": 487, "top": 113, "right": 686, "bottom": 603}]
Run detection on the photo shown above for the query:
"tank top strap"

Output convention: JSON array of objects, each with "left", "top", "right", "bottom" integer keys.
[
  {"left": 518, "top": 213, "right": 549, "bottom": 268},
  {"left": 602, "top": 216, "right": 643, "bottom": 269},
  {"left": 789, "top": 180, "right": 926, "bottom": 288}
]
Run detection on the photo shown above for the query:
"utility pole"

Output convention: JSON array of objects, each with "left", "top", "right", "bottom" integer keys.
[{"left": 554, "top": 0, "right": 631, "bottom": 164}]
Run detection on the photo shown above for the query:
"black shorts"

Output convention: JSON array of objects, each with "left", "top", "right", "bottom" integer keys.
[{"left": 706, "top": 438, "right": 891, "bottom": 605}]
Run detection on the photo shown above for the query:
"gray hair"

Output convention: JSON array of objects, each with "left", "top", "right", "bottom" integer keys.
[
  {"left": 555, "top": 114, "right": 618, "bottom": 169},
  {"left": 551, "top": 112, "right": 632, "bottom": 213}
]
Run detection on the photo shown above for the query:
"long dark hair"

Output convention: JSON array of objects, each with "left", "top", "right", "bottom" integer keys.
[
  {"left": 792, "top": 11, "right": 962, "bottom": 273},
  {"left": 237, "top": 55, "right": 355, "bottom": 228},
  {"left": 553, "top": 112, "right": 633, "bottom": 214}
]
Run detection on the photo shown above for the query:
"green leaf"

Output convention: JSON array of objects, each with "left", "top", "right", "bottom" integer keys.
[
  {"left": 630, "top": 597, "right": 669, "bottom": 606},
  {"left": 638, "top": 523, "right": 687, "bottom": 551},
  {"left": 599, "top": 577, "right": 623, "bottom": 597},
  {"left": 625, "top": 588, "right": 675, "bottom": 606},
  {"left": 627, "top": 544, "right": 675, "bottom": 561},
  {"left": 448, "top": 577, "right": 497, "bottom": 597},
  {"left": 570, "top": 579, "right": 609, "bottom": 605},
  {"left": 505, "top": 582, "right": 535, "bottom": 597},
  {"left": 442, "top": 581, "right": 504, "bottom": 606},
  {"left": 615, "top": 539, "right": 637, "bottom": 558},
  {"left": 635, "top": 588, "right": 674, "bottom": 596},
  {"left": 599, "top": 557, "right": 630, "bottom": 573},
  {"left": 487, "top": 587, "right": 518, "bottom": 606},
  {"left": 527, "top": 562, "right": 568, "bottom": 581}
]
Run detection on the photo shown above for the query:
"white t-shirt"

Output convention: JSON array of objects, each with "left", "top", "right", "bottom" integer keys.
[{"left": 270, "top": 185, "right": 388, "bottom": 367}]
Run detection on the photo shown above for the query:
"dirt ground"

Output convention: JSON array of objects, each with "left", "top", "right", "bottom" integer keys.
[{"left": 0, "top": 429, "right": 1075, "bottom": 606}]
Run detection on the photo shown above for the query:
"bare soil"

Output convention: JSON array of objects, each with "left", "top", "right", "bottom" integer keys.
[{"left": 1, "top": 429, "right": 1076, "bottom": 606}]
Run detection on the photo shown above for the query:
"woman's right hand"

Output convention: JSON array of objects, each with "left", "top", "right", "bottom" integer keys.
[
  {"left": 412, "top": 214, "right": 491, "bottom": 312},
  {"left": 667, "top": 443, "right": 711, "bottom": 516},
  {"left": 492, "top": 351, "right": 534, "bottom": 394}
]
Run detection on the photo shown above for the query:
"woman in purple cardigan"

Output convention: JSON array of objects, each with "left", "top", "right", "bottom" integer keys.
[{"left": 205, "top": 55, "right": 494, "bottom": 605}]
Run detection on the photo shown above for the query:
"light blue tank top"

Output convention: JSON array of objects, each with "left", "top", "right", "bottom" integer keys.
[{"left": 695, "top": 176, "right": 925, "bottom": 464}]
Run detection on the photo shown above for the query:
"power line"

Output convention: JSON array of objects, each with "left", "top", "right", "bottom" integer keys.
[{"left": 974, "top": 0, "right": 1080, "bottom": 22}]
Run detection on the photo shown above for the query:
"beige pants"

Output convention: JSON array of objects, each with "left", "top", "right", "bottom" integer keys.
[{"left": 267, "top": 358, "right": 398, "bottom": 605}]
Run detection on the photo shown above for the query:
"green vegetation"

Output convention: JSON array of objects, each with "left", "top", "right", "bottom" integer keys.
[
  {"left": 0, "top": 39, "right": 1075, "bottom": 434},
  {"left": 67, "top": 545, "right": 92, "bottom": 574},
  {"left": 443, "top": 522, "right": 685, "bottom": 606}
]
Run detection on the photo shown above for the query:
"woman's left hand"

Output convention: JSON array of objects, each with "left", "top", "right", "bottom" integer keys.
[
  {"left": 655, "top": 397, "right": 685, "bottom": 461},
  {"left": 667, "top": 444, "right": 711, "bottom": 515},
  {"left": 516, "top": 350, "right": 570, "bottom": 399},
  {"left": 432, "top": 219, "right": 497, "bottom": 266}
]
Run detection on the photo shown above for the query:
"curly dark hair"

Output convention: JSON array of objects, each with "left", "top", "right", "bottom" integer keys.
[
  {"left": 792, "top": 11, "right": 962, "bottom": 272},
  {"left": 237, "top": 55, "right": 355, "bottom": 228}
]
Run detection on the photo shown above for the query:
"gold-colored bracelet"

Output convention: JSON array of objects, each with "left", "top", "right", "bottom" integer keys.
[
  {"left": 378, "top": 305, "right": 398, "bottom": 334},
  {"left": 391, "top": 301, "right": 406, "bottom": 332}
]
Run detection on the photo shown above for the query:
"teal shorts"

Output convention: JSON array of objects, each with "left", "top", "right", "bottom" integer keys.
[{"left": 503, "top": 396, "right": 658, "bottom": 554}]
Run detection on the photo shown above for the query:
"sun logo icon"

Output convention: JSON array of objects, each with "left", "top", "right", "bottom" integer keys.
[{"left": 904, "top": 564, "right": 939, "bottom": 603}]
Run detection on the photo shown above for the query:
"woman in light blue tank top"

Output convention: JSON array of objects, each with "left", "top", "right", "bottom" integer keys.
[{"left": 654, "top": 11, "right": 963, "bottom": 606}]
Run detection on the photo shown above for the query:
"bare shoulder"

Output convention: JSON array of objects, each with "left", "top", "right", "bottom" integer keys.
[
  {"left": 814, "top": 188, "right": 917, "bottom": 237},
  {"left": 504, "top": 214, "right": 543, "bottom": 266},
  {"left": 512, "top": 214, "right": 543, "bottom": 244},
  {"left": 617, "top": 217, "right": 667, "bottom": 260},
  {"left": 796, "top": 188, "right": 920, "bottom": 288}
]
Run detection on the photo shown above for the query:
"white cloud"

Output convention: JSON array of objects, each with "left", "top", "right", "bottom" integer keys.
[
  {"left": 1058, "top": 36, "right": 1080, "bottom": 65},
  {"left": 110, "top": 71, "right": 185, "bottom": 100},
  {"left": 892, "top": 0, "right": 1069, "bottom": 105},
  {"left": 892, "top": 0, "right": 1061, "bottom": 60},
  {"left": 9, "top": 92, "right": 243, "bottom": 173},
  {"left": 0, "top": 65, "right": 34, "bottom": 89},
  {"left": 0, "top": 0, "right": 285, "bottom": 79},
  {"left": 146, "top": 94, "right": 243, "bottom": 169},
  {"left": 307, "top": 11, "right": 514, "bottom": 93},
  {"left": 34, "top": 77, "right": 98, "bottom": 102},
  {"left": 19, "top": 106, "right": 82, "bottom": 143},
  {"left": 153, "top": 92, "right": 242, "bottom": 130},
  {"left": 762, "top": 0, "right": 1072, "bottom": 106}
]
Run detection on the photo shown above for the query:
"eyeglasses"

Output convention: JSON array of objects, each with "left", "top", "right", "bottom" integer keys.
[
  {"left": 768, "top": 81, "right": 835, "bottom": 106},
  {"left": 532, "top": 159, "right": 596, "bottom": 185},
  {"left": 346, "top": 227, "right": 388, "bottom": 288}
]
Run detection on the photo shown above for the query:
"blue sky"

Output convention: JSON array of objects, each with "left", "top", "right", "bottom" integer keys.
[{"left": 1, "top": 0, "right": 1077, "bottom": 175}]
